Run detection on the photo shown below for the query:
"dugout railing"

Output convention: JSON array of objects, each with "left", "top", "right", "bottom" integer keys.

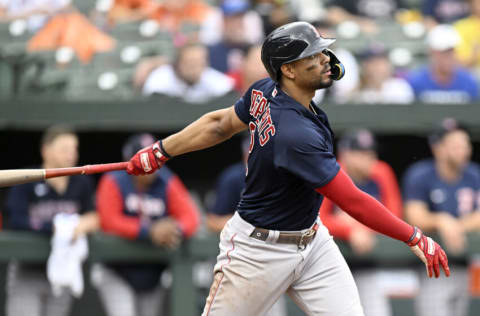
[{"left": 0, "top": 231, "right": 479, "bottom": 316}]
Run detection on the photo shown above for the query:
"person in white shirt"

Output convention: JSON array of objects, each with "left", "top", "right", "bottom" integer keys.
[
  {"left": 351, "top": 43, "right": 414, "bottom": 104},
  {"left": 0, "top": 0, "right": 71, "bottom": 32},
  {"left": 142, "top": 42, "right": 234, "bottom": 103}
]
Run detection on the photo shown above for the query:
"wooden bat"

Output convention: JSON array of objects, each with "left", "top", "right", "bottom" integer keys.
[{"left": 0, "top": 162, "right": 128, "bottom": 188}]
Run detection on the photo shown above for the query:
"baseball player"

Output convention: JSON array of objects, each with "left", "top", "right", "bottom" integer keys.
[
  {"left": 319, "top": 129, "right": 403, "bottom": 316},
  {"left": 126, "top": 21, "right": 450, "bottom": 316},
  {"left": 4, "top": 125, "right": 98, "bottom": 316},
  {"left": 403, "top": 118, "right": 480, "bottom": 316},
  {"left": 93, "top": 133, "right": 200, "bottom": 316}
]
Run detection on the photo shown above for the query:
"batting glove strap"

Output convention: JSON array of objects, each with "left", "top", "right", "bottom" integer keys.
[
  {"left": 152, "top": 141, "right": 170, "bottom": 165},
  {"left": 406, "top": 226, "right": 422, "bottom": 247}
]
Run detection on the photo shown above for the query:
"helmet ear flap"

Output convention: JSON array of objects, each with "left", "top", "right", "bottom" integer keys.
[{"left": 325, "top": 49, "right": 345, "bottom": 81}]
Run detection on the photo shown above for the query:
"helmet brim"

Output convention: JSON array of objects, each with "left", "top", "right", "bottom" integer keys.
[{"left": 287, "top": 37, "right": 336, "bottom": 64}]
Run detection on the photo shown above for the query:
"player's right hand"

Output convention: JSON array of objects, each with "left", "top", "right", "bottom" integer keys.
[
  {"left": 126, "top": 141, "right": 169, "bottom": 176},
  {"left": 406, "top": 226, "right": 450, "bottom": 278}
]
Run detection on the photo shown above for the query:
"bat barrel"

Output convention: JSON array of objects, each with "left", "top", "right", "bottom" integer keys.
[{"left": 0, "top": 169, "right": 46, "bottom": 188}]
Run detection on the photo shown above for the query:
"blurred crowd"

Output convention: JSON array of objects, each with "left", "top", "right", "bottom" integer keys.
[
  {"left": 0, "top": 0, "right": 480, "bottom": 104},
  {"left": 2, "top": 117, "right": 480, "bottom": 316}
]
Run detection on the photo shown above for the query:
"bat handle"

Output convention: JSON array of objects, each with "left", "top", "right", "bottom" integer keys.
[
  {"left": 45, "top": 162, "right": 129, "bottom": 179},
  {"left": 83, "top": 162, "right": 129, "bottom": 174}
]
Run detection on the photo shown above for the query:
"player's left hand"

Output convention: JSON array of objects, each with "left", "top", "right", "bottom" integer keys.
[
  {"left": 126, "top": 141, "right": 169, "bottom": 175},
  {"left": 406, "top": 226, "right": 450, "bottom": 278}
]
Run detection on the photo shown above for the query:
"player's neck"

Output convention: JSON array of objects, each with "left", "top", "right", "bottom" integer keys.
[
  {"left": 435, "top": 159, "right": 462, "bottom": 183},
  {"left": 281, "top": 81, "right": 315, "bottom": 109}
]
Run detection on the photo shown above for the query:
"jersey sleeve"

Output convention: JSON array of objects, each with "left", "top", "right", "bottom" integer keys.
[
  {"left": 402, "top": 165, "right": 430, "bottom": 203},
  {"left": 166, "top": 176, "right": 200, "bottom": 238},
  {"left": 274, "top": 127, "right": 340, "bottom": 188},
  {"left": 210, "top": 167, "right": 243, "bottom": 216},
  {"left": 96, "top": 174, "right": 146, "bottom": 240},
  {"left": 234, "top": 87, "right": 252, "bottom": 124}
]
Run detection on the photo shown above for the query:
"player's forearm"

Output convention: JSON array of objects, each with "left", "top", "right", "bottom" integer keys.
[
  {"left": 460, "top": 211, "right": 480, "bottom": 232},
  {"left": 163, "top": 108, "right": 241, "bottom": 157},
  {"left": 317, "top": 169, "right": 414, "bottom": 242},
  {"left": 206, "top": 214, "right": 232, "bottom": 233},
  {"left": 405, "top": 203, "right": 446, "bottom": 232}
]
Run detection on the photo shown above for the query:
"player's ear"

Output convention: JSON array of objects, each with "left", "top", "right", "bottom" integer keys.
[{"left": 280, "top": 63, "right": 296, "bottom": 80}]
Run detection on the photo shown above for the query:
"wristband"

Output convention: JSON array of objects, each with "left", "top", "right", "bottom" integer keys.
[
  {"left": 406, "top": 226, "right": 422, "bottom": 247},
  {"left": 159, "top": 139, "right": 172, "bottom": 159}
]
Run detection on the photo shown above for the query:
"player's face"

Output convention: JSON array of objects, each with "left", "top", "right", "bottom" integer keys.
[
  {"left": 291, "top": 51, "right": 333, "bottom": 90},
  {"left": 442, "top": 130, "right": 472, "bottom": 170},
  {"left": 134, "top": 173, "right": 157, "bottom": 187},
  {"left": 42, "top": 134, "right": 79, "bottom": 168},
  {"left": 342, "top": 150, "right": 377, "bottom": 180}
]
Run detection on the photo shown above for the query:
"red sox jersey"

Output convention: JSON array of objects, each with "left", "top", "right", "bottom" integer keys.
[{"left": 234, "top": 77, "right": 340, "bottom": 230}]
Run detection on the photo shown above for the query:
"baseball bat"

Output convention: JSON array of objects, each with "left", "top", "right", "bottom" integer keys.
[{"left": 0, "top": 162, "right": 128, "bottom": 188}]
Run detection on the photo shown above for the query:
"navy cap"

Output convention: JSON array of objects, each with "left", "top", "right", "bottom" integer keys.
[
  {"left": 338, "top": 129, "right": 377, "bottom": 152},
  {"left": 428, "top": 117, "right": 469, "bottom": 145},
  {"left": 122, "top": 133, "right": 156, "bottom": 161},
  {"left": 221, "top": 0, "right": 249, "bottom": 16}
]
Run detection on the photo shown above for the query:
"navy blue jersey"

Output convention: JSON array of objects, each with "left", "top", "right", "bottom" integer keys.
[
  {"left": 210, "top": 162, "right": 246, "bottom": 216},
  {"left": 5, "top": 173, "right": 95, "bottom": 233},
  {"left": 234, "top": 78, "right": 340, "bottom": 230},
  {"left": 403, "top": 159, "right": 480, "bottom": 218}
]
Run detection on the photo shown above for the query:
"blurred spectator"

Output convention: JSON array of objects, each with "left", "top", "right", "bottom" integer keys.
[
  {"left": 312, "top": 21, "right": 360, "bottom": 104},
  {"left": 422, "top": 0, "right": 470, "bottom": 29},
  {"left": 454, "top": 0, "right": 480, "bottom": 74},
  {"left": 327, "top": 0, "right": 407, "bottom": 22},
  {"left": 4, "top": 125, "right": 98, "bottom": 316},
  {"left": 207, "top": 0, "right": 264, "bottom": 74},
  {"left": 403, "top": 117, "right": 480, "bottom": 316},
  {"left": 324, "top": 0, "right": 409, "bottom": 34},
  {"left": 406, "top": 24, "right": 479, "bottom": 104},
  {"left": 206, "top": 136, "right": 287, "bottom": 316},
  {"left": 28, "top": 11, "right": 115, "bottom": 63},
  {"left": 253, "top": 0, "right": 296, "bottom": 36},
  {"left": 320, "top": 129, "right": 403, "bottom": 316},
  {"left": 349, "top": 43, "right": 414, "bottom": 104},
  {"left": 149, "top": 0, "right": 214, "bottom": 41},
  {"left": 142, "top": 42, "right": 234, "bottom": 103},
  {"left": 0, "top": 0, "right": 71, "bottom": 32},
  {"left": 227, "top": 44, "right": 268, "bottom": 94},
  {"left": 93, "top": 133, "right": 200, "bottom": 316},
  {"left": 201, "top": 0, "right": 264, "bottom": 46},
  {"left": 107, "top": 0, "right": 157, "bottom": 24}
]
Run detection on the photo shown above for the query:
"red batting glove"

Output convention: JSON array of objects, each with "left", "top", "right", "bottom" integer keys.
[
  {"left": 406, "top": 226, "right": 450, "bottom": 278},
  {"left": 126, "top": 141, "right": 170, "bottom": 176}
]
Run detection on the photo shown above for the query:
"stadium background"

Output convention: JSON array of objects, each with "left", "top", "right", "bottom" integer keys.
[{"left": 1, "top": 0, "right": 480, "bottom": 315}]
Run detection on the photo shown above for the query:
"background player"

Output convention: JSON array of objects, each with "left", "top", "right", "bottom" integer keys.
[
  {"left": 126, "top": 21, "right": 450, "bottom": 316},
  {"left": 403, "top": 118, "right": 480, "bottom": 316},
  {"left": 4, "top": 125, "right": 98, "bottom": 316},
  {"left": 320, "top": 129, "right": 403, "bottom": 316},
  {"left": 93, "top": 133, "right": 200, "bottom": 316}
]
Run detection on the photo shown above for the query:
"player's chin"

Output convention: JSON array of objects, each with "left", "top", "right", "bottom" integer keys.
[{"left": 314, "top": 77, "right": 333, "bottom": 90}]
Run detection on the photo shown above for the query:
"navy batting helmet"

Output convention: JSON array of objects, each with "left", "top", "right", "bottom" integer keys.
[{"left": 261, "top": 21, "right": 345, "bottom": 82}]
